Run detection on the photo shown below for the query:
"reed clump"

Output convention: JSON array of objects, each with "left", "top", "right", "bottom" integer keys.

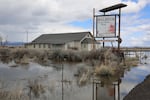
[
  {"left": 76, "top": 66, "right": 91, "bottom": 86},
  {"left": 0, "top": 47, "right": 139, "bottom": 69},
  {"left": 0, "top": 88, "right": 28, "bottom": 100},
  {"left": 124, "top": 57, "right": 139, "bottom": 67},
  {"left": 50, "top": 50, "right": 82, "bottom": 62},
  {"left": 95, "top": 64, "right": 114, "bottom": 77},
  {"left": 28, "top": 80, "right": 45, "bottom": 98}
]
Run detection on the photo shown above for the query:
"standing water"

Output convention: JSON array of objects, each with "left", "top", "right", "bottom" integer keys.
[
  {"left": 0, "top": 56, "right": 149, "bottom": 100},
  {"left": 120, "top": 57, "right": 150, "bottom": 99}
]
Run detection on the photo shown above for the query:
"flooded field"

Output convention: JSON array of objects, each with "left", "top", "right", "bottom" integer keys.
[
  {"left": 0, "top": 56, "right": 149, "bottom": 100},
  {"left": 0, "top": 62, "right": 93, "bottom": 100},
  {"left": 0, "top": 48, "right": 149, "bottom": 100}
]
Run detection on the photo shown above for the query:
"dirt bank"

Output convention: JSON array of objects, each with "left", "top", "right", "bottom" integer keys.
[{"left": 124, "top": 74, "right": 150, "bottom": 100}]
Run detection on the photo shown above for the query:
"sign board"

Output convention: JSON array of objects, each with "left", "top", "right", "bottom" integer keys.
[{"left": 96, "top": 15, "right": 116, "bottom": 37}]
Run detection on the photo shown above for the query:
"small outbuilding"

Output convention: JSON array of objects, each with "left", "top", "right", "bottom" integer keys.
[{"left": 25, "top": 31, "right": 98, "bottom": 51}]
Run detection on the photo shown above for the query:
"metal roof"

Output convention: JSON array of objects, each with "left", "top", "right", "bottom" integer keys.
[
  {"left": 32, "top": 32, "right": 92, "bottom": 44},
  {"left": 99, "top": 3, "right": 127, "bottom": 12}
]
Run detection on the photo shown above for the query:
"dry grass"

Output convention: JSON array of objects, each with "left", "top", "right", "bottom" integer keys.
[
  {"left": 0, "top": 47, "right": 139, "bottom": 70},
  {"left": 0, "top": 48, "right": 114, "bottom": 65},
  {"left": 0, "top": 88, "right": 29, "bottom": 100},
  {"left": 123, "top": 57, "right": 139, "bottom": 67},
  {"left": 78, "top": 68, "right": 90, "bottom": 86},
  {"left": 28, "top": 80, "right": 45, "bottom": 98},
  {"left": 0, "top": 79, "right": 46, "bottom": 100},
  {"left": 0, "top": 47, "right": 50, "bottom": 65},
  {"left": 75, "top": 66, "right": 92, "bottom": 86},
  {"left": 95, "top": 65, "right": 114, "bottom": 77},
  {"left": 50, "top": 50, "right": 82, "bottom": 63}
]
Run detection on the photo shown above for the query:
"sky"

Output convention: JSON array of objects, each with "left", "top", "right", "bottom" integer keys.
[{"left": 0, "top": 0, "right": 150, "bottom": 47}]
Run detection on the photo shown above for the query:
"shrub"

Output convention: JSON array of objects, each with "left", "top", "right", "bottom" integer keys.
[
  {"left": 50, "top": 50, "right": 82, "bottom": 63},
  {"left": 50, "top": 50, "right": 65, "bottom": 62},
  {"left": 95, "top": 65, "right": 114, "bottom": 77}
]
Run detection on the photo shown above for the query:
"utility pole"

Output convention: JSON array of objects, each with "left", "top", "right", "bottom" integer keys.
[
  {"left": 26, "top": 30, "right": 28, "bottom": 43},
  {"left": 118, "top": 8, "right": 121, "bottom": 50},
  {"left": 62, "top": 63, "right": 64, "bottom": 100},
  {"left": 93, "top": 8, "right": 96, "bottom": 50}
]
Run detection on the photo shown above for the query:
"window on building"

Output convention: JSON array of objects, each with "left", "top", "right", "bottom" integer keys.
[
  {"left": 81, "top": 43, "right": 86, "bottom": 48},
  {"left": 84, "top": 44, "right": 86, "bottom": 48},
  {"left": 48, "top": 44, "right": 51, "bottom": 48},
  {"left": 43, "top": 44, "right": 45, "bottom": 48},
  {"left": 39, "top": 44, "right": 41, "bottom": 48},
  {"left": 33, "top": 44, "right": 35, "bottom": 48},
  {"left": 52, "top": 44, "right": 63, "bottom": 49}
]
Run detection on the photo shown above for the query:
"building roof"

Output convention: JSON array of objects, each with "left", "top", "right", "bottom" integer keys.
[
  {"left": 32, "top": 32, "right": 93, "bottom": 44},
  {"left": 81, "top": 38, "right": 95, "bottom": 43}
]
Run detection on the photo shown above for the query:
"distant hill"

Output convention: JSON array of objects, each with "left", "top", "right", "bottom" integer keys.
[{"left": 4, "top": 42, "right": 25, "bottom": 46}]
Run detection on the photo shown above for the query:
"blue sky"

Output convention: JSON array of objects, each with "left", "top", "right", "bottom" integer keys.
[
  {"left": 68, "top": 0, "right": 150, "bottom": 47},
  {"left": 69, "top": 20, "right": 92, "bottom": 29},
  {"left": 0, "top": 0, "right": 149, "bottom": 47}
]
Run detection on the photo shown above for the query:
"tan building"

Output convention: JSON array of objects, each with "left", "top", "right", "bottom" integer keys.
[{"left": 25, "top": 32, "right": 98, "bottom": 51}]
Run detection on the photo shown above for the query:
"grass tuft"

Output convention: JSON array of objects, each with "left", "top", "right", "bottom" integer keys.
[{"left": 95, "top": 65, "right": 114, "bottom": 77}]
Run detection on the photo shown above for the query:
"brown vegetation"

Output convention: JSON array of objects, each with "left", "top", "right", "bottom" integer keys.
[
  {"left": 0, "top": 47, "right": 127, "bottom": 65},
  {"left": 0, "top": 47, "right": 139, "bottom": 87},
  {"left": 28, "top": 79, "right": 45, "bottom": 98}
]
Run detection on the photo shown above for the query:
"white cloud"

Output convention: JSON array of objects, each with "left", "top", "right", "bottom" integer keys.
[
  {"left": 120, "top": 3, "right": 150, "bottom": 47},
  {"left": 130, "top": 37, "right": 145, "bottom": 46},
  {"left": 0, "top": 0, "right": 149, "bottom": 44},
  {"left": 122, "top": 0, "right": 150, "bottom": 13}
]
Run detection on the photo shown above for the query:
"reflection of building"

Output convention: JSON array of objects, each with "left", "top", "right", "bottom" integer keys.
[{"left": 25, "top": 32, "right": 99, "bottom": 51}]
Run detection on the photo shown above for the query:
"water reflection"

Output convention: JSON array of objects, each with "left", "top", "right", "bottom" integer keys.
[
  {"left": 0, "top": 56, "right": 149, "bottom": 100},
  {"left": 93, "top": 68, "right": 123, "bottom": 100},
  {"left": 92, "top": 56, "right": 150, "bottom": 100},
  {"left": 120, "top": 58, "right": 150, "bottom": 100},
  {"left": 0, "top": 62, "right": 93, "bottom": 100},
  {"left": 94, "top": 81, "right": 120, "bottom": 100}
]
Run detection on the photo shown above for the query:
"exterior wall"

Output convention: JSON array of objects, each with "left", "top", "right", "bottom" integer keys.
[
  {"left": 26, "top": 42, "right": 97, "bottom": 51},
  {"left": 74, "top": 41, "right": 81, "bottom": 50},
  {"left": 81, "top": 43, "right": 87, "bottom": 51},
  {"left": 26, "top": 43, "right": 66, "bottom": 50},
  {"left": 88, "top": 44, "right": 93, "bottom": 51},
  {"left": 81, "top": 43, "right": 92, "bottom": 51},
  {"left": 51, "top": 44, "right": 65, "bottom": 50},
  {"left": 25, "top": 32, "right": 98, "bottom": 51},
  {"left": 25, "top": 33, "right": 96, "bottom": 51},
  {"left": 66, "top": 41, "right": 74, "bottom": 50},
  {"left": 25, "top": 44, "right": 34, "bottom": 49},
  {"left": 65, "top": 41, "right": 81, "bottom": 50},
  {"left": 66, "top": 41, "right": 92, "bottom": 51},
  {"left": 81, "top": 43, "right": 100, "bottom": 51},
  {"left": 25, "top": 43, "right": 51, "bottom": 50},
  {"left": 26, "top": 42, "right": 95, "bottom": 51},
  {"left": 80, "top": 34, "right": 94, "bottom": 51},
  {"left": 95, "top": 43, "right": 102, "bottom": 49},
  {"left": 34, "top": 44, "right": 38, "bottom": 49}
]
